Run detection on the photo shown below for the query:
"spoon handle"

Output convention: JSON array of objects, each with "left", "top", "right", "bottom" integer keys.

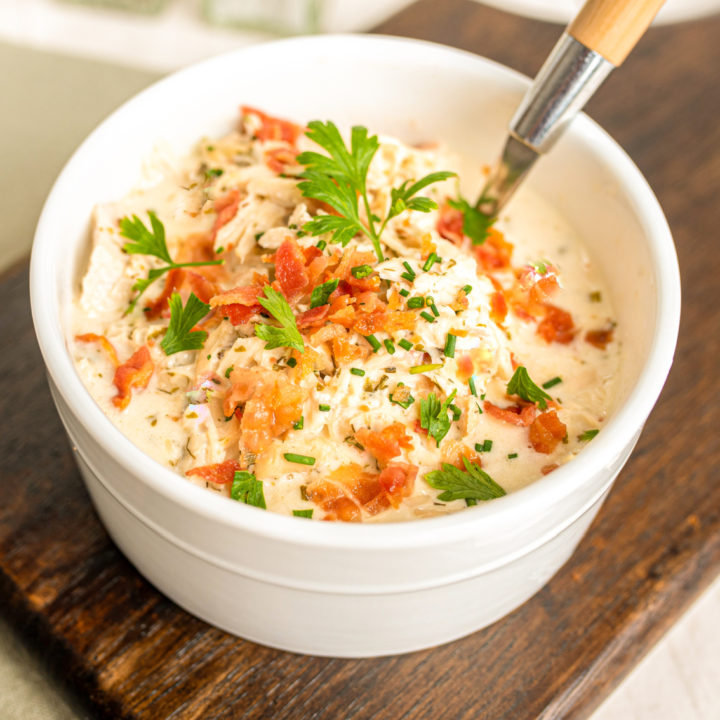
[{"left": 569, "top": 0, "right": 667, "bottom": 66}]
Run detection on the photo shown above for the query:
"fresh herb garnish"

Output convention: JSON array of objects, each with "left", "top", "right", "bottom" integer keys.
[
  {"left": 225, "top": 365, "right": 234, "bottom": 379},
  {"left": 309, "top": 278, "right": 339, "bottom": 308},
  {"left": 351, "top": 264, "right": 373, "bottom": 279},
  {"left": 160, "top": 292, "right": 210, "bottom": 356},
  {"left": 365, "top": 334, "right": 381, "bottom": 352},
  {"left": 398, "top": 338, "right": 413, "bottom": 351},
  {"left": 297, "top": 121, "right": 454, "bottom": 262},
  {"left": 120, "top": 211, "right": 223, "bottom": 314},
  {"left": 231, "top": 471, "right": 266, "bottom": 509},
  {"left": 293, "top": 416, "right": 304, "bottom": 430},
  {"left": 468, "top": 375, "right": 478, "bottom": 397},
  {"left": 407, "top": 296, "right": 425, "bottom": 309},
  {"left": 204, "top": 167, "right": 224, "bottom": 179},
  {"left": 422, "top": 252, "right": 440, "bottom": 271},
  {"left": 389, "top": 383, "right": 415, "bottom": 409},
  {"left": 542, "top": 376, "right": 562, "bottom": 389},
  {"left": 420, "top": 389, "right": 458, "bottom": 447},
  {"left": 475, "top": 439, "right": 493, "bottom": 453},
  {"left": 284, "top": 453, "right": 316, "bottom": 466},
  {"left": 506, "top": 366, "right": 552, "bottom": 410},
  {"left": 409, "top": 363, "right": 443, "bottom": 374},
  {"left": 292, "top": 509, "right": 314, "bottom": 518},
  {"left": 318, "top": 404, "right": 331, "bottom": 412},
  {"left": 444, "top": 333, "right": 457, "bottom": 358},
  {"left": 255, "top": 286, "right": 304, "bottom": 353},
  {"left": 425, "top": 457, "right": 506, "bottom": 502},
  {"left": 350, "top": 367, "right": 365, "bottom": 377},
  {"left": 447, "top": 193, "right": 496, "bottom": 245},
  {"left": 383, "top": 338, "right": 396, "bottom": 354},
  {"left": 420, "top": 311, "right": 435, "bottom": 323},
  {"left": 579, "top": 429, "right": 599, "bottom": 441}
]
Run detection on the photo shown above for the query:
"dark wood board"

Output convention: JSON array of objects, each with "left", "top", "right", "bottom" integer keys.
[{"left": 1, "top": 1, "right": 719, "bottom": 718}]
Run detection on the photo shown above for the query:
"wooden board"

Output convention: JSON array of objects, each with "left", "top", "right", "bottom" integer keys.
[{"left": 1, "top": 2, "right": 719, "bottom": 718}]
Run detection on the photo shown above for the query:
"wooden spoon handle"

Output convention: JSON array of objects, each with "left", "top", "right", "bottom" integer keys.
[{"left": 568, "top": 0, "right": 665, "bottom": 65}]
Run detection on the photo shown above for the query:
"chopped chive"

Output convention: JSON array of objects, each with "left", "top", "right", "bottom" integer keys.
[
  {"left": 293, "top": 416, "right": 304, "bottom": 430},
  {"left": 384, "top": 339, "right": 396, "bottom": 354},
  {"left": 351, "top": 264, "right": 373, "bottom": 279},
  {"left": 407, "top": 296, "right": 425, "bottom": 309},
  {"left": 401, "top": 272, "right": 415, "bottom": 282},
  {"left": 589, "top": 290, "right": 602, "bottom": 302},
  {"left": 215, "top": 246, "right": 225, "bottom": 254},
  {"left": 468, "top": 375, "right": 478, "bottom": 397},
  {"left": 426, "top": 297, "right": 440, "bottom": 317},
  {"left": 476, "top": 402, "right": 483, "bottom": 414},
  {"left": 365, "top": 334, "right": 381, "bottom": 352},
  {"left": 480, "top": 393, "right": 486, "bottom": 400},
  {"left": 444, "top": 333, "right": 457, "bottom": 358},
  {"left": 318, "top": 404, "right": 331, "bottom": 412},
  {"left": 399, "top": 288, "right": 410, "bottom": 297},
  {"left": 225, "top": 365, "right": 234, "bottom": 379},
  {"left": 422, "top": 252, "right": 439, "bottom": 271},
  {"left": 542, "top": 376, "right": 562, "bottom": 389},
  {"left": 462, "top": 284, "right": 473, "bottom": 295},
  {"left": 284, "top": 453, "right": 316, "bottom": 466},
  {"left": 297, "top": 230, "right": 307, "bottom": 238},
  {"left": 293, "top": 509, "right": 313, "bottom": 518},
  {"left": 579, "top": 429, "right": 599, "bottom": 441},
  {"left": 350, "top": 368, "right": 365, "bottom": 377},
  {"left": 507, "top": 452, "right": 518, "bottom": 459},
  {"left": 205, "top": 167, "right": 224, "bottom": 179},
  {"left": 409, "top": 363, "right": 443, "bottom": 374},
  {"left": 316, "top": 239, "right": 327, "bottom": 251},
  {"left": 254, "top": 232, "right": 265, "bottom": 241},
  {"left": 384, "top": 367, "right": 397, "bottom": 373},
  {"left": 286, "top": 357, "right": 297, "bottom": 368},
  {"left": 398, "top": 338, "right": 413, "bottom": 351},
  {"left": 475, "top": 439, "right": 493, "bottom": 453},
  {"left": 402, "top": 261, "right": 416, "bottom": 279},
  {"left": 449, "top": 403, "right": 462, "bottom": 421},
  {"left": 420, "top": 311, "right": 435, "bottom": 323}
]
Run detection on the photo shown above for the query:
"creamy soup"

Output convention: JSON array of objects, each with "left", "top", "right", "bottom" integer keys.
[{"left": 71, "top": 106, "right": 620, "bottom": 522}]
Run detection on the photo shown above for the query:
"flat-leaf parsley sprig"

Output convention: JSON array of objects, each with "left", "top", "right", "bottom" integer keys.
[
  {"left": 420, "top": 389, "right": 458, "bottom": 447},
  {"left": 425, "top": 457, "right": 506, "bottom": 505},
  {"left": 120, "top": 211, "right": 223, "bottom": 314},
  {"left": 297, "top": 120, "right": 455, "bottom": 262},
  {"left": 447, "top": 191, "right": 496, "bottom": 246},
  {"left": 506, "top": 366, "right": 552, "bottom": 410},
  {"left": 255, "top": 286, "right": 305, "bottom": 353},
  {"left": 160, "top": 292, "right": 211, "bottom": 356}
]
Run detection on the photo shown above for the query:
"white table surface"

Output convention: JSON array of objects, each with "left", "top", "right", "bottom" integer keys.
[{"left": 0, "top": 3, "right": 718, "bottom": 718}]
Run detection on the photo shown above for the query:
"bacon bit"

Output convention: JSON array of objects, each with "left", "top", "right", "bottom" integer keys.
[
  {"left": 490, "top": 290, "right": 508, "bottom": 324},
  {"left": 541, "top": 464, "right": 559, "bottom": 475},
  {"left": 455, "top": 353, "right": 474, "bottom": 381},
  {"left": 309, "top": 323, "right": 346, "bottom": 346},
  {"left": 353, "top": 309, "right": 416, "bottom": 336},
  {"left": 355, "top": 423, "right": 413, "bottom": 467},
  {"left": 436, "top": 203, "right": 465, "bottom": 245},
  {"left": 483, "top": 400, "right": 537, "bottom": 427},
  {"left": 75, "top": 333, "right": 119, "bottom": 368},
  {"left": 331, "top": 334, "right": 365, "bottom": 363},
  {"left": 212, "top": 189, "right": 241, "bottom": 240},
  {"left": 378, "top": 463, "right": 418, "bottom": 508},
  {"left": 187, "top": 459, "right": 241, "bottom": 485},
  {"left": 509, "top": 352, "right": 520, "bottom": 370},
  {"left": 222, "top": 304, "right": 258, "bottom": 325},
  {"left": 537, "top": 304, "right": 575, "bottom": 344},
  {"left": 473, "top": 228, "right": 513, "bottom": 271},
  {"left": 264, "top": 145, "right": 299, "bottom": 174},
  {"left": 210, "top": 284, "right": 265, "bottom": 309},
  {"left": 420, "top": 235, "right": 437, "bottom": 260},
  {"left": 450, "top": 288, "right": 470, "bottom": 312},
  {"left": 275, "top": 237, "right": 310, "bottom": 301},
  {"left": 585, "top": 327, "right": 614, "bottom": 349},
  {"left": 224, "top": 368, "right": 306, "bottom": 453},
  {"left": 112, "top": 345, "right": 153, "bottom": 411},
  {"left": 442, "top": 440, "right": 482, "bottom": 470},
  {"left": 240, "top": 105, "right": 303, "bottom": 146},
  {"left": 297, "top": 305, "right": 329, "bottom": 329},
  {"left": 529, "top": 410, "right": 567, "bottom": 454},
  {"left": 143, "top": 268, "right": 183, "bottom": 319},
  {"left": 176, "top": 232, "right": 217, "bottom": 265}
]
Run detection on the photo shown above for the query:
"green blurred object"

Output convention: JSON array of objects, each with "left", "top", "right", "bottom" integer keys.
[
  {"left": 203, "top": 0, "right": 323, "bottom": 34},
  {"left": 58, "top": 0, "right": 168, "bottom": 12}
]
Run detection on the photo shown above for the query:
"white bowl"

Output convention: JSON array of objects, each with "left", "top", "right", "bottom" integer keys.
[{"left": 30, "top": 35, "right": 680, "bottom": 657}]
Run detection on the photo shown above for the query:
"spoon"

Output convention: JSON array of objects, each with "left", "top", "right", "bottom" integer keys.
[{"left": 478, "top": 0, "right": 666, "bottom": 216}]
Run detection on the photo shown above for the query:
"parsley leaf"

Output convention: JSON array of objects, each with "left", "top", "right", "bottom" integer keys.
[
  {"left": 231, "top": 471, "right": 266, "bottom": 509},
  {"left": 420, "top": 389, "right": 457, "bottom": 447},
  {"left": 292, "top": 509, "right": 314, "bottom": 518},
  {"left": 120, "top": 211, "right": 223, "bottom": 314},
  {"left": 309, "top": 278, "right": 339, "bottom": 308},
  {"left": 160, "top": 292, "right": 210, "bottom": 356},
  {"left": 506, "top": 366, "right": 552, "bottom": 410},
  {"left": 297, "top": 121, "right": 454, "bottom": 262},
  {"left": 579, "top": 429, "right": 599, "bottom": 442},
  {"left": 425, "top": 457, "right": 506, "bottom": 503},
  {"left": 255, "top": 286, "right": 305, "bottom": 353},
  {"left": 447, "top": 194, "right": 496, "bottom": 245}
]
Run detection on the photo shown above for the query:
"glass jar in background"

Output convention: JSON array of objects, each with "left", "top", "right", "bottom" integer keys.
[{"left": 203, "top": 0, "right": 323, "bottom": 34}]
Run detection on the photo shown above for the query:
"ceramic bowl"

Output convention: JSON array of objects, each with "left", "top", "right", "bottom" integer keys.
[{"left": 30, "top": 34, "right": 680, "bottom": 657}]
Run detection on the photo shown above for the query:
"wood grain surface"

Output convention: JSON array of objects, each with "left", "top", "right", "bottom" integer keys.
[{"left": 1, "top": 2, "right": 719, "bottom": 718}]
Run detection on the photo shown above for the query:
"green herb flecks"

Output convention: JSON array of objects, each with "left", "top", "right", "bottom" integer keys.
[
  {"left": 160, "top": 293, "right": 210, "bottom": 356},
  {"left": 309, "top": 278, "right": 339, "bottom": 308},
  {"left": 579, "top": 429, "right": 599, "bottom": 442},
  {"left": 292, "top": 509, "right": 314, "bottom": 518},
  {"left": 425, "top": 457, "right": 506, "bottom": 503},
  {"left": 420, "top": 389, "right": 457, "bottom": 447},
  {"left": 231, "top": 471, "right": 266, "bottom": 509},
  {"left": 447, "top": 193, "right": 496, "bottom": 245}
]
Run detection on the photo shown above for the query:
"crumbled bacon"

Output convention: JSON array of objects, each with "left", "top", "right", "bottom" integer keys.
[
  {"left": 585, "top": 327, "right": 614, "bottom": 349},
  {"left": 355, "top": 423, "right": 413, "bottom": 467},
  {"left": 473, "top": 228, "right": 513, "bottom": 271},
  {"left": 210, "top": 283, "right": 265, "bottom": 325},
  {"left": 240, "top": 105, "right": 303, "bottom": 145},
  {"left": 536, "top": 304, "right": 575, "bottom": 344},
  {"left": 436, "top": 203, "right": 465, "bottom": 245},
  {"left": 331, "top": 333, "right": 365, "bottom": 363},
  {"left": 490, "top": 290, "right": 508, "bottom": 324},
  {"left": 275, "top": 237, "right": 310, "bottom": 301},
  {"left": 112, "top": 345, "right": 153, "bottom": 411},
  {"left": 483, "top": 400, "right": 537, "bottom": 427},
  {"left": 264, "top": 145, "right": 299, "bottom": 174},
  {"left": 378, "top": 463, "right": 417, "bottom": 507},
  {"left": 529, "top": 410, "right": 567, "bottom": 454},
  {"left": 212, "top": 189, "right": 241, "bottom": 241},
  {"left": 296, "top": 305, "right": 330, "bottom": 329},
  {"left": 75, "top": 333, "right": 119, "bottom": 368},
  {"left": 187, "top": 459, "right": 241, "bottom": 485}
]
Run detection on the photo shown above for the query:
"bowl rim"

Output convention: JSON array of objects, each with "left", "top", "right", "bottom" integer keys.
[{"left": 30, "top": 33, "right": 681, "bottom": 550}]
